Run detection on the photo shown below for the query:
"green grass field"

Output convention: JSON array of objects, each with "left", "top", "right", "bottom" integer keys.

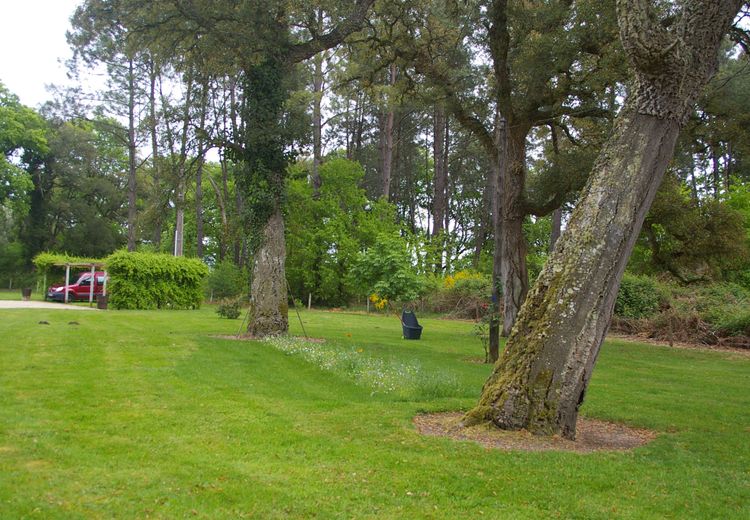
[{"left": 0, "top": 301, "right": 748, "bottom": 518}]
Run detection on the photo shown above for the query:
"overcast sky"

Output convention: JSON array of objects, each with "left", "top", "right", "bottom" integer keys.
[{"left": 0, "top": 0, "right": 83, "bottom": 107}]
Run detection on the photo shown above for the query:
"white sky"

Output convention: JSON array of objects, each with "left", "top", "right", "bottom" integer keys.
[{"left": 0, "top": 0, "right": 83, "bottom": 108}]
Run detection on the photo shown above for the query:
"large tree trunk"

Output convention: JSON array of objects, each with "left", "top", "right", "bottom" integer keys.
[
  {"left": 248, "top": 208, "right": 288, "bottom": 336},
  {"left": 242, "top": 57, "right": 289, "bottom": 335},
  {"left": 465, "top": 102, "right": 680, "bottom": 437},
  {"left": 464, "top": 0, "right": 741, "bottom": 439},
  {"left": 500, "top": 124, "right": 530, "bottom": 336},
  {"left": 488, "top": 114, "right": 508, "bottom": 363}
]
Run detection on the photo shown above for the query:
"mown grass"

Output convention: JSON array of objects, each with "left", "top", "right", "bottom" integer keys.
[{"left": 0, "top": 304, "right": 748, "bottom": 518}]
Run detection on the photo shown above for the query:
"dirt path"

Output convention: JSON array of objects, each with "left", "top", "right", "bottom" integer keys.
[{"left": 0, "top": 300, "right": 98, "bottom": 311}]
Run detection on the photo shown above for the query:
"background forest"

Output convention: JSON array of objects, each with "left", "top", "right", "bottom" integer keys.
[{"left": 2, "top": 1, "right": 750, "bottom": 345}]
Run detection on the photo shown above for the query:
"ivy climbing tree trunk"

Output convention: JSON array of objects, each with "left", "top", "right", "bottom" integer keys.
[
  {"left": 240, "top": 56, "right": 290, "bottom": 336},
  {"left": 463, "top": 0, "right": 743, "bottom": 439}
]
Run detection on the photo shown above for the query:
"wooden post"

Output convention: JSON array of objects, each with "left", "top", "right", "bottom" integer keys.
[
  {"left": 102, "top": 270, "right": 108, "bottom": 296},
  {"left": 64, "top": 265, "right": 70, "bottom": 304},
  {"left": 308, "top": 293, "right": 312, "bottom": 310}
]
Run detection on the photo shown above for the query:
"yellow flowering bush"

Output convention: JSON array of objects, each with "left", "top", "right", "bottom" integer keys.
[{"left": 369, "top": 293, "right": 389, "bottom": 310}]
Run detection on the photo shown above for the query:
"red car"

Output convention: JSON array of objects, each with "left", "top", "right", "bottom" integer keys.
[{"left": 46, "top": 271, "right": 108, "bottom": 302}]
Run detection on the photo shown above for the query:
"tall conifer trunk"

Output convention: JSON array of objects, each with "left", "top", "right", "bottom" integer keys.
[
  {"left": 381, "top": 64, "right": 397, "bottom": 200},
  {"left": 126, "top": 58, "right": 137, "bottom": 252}
]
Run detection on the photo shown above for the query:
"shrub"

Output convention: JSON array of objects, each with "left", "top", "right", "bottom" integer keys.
[
  {"left": 615, "top": 274, "right": 664, "bottom": 319},
  {"left": 430, "top": 270, "right": 493, "bottom": 319},
  {"left": 106, "top": 251, "right": 208, "bottom": 310},
  {"left": 207, "top": 260, "right": 247, "bottom": 300},
  {"left": 216, "top": 298, "right": 243, "bottom": 319},
  {"left": 713, "top": 309, "right": 750, "bottom": 337}
]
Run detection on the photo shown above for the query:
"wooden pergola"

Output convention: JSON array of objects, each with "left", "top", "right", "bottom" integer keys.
[{"left": 52, "top": 262, "right": 108, "bottom": 306}]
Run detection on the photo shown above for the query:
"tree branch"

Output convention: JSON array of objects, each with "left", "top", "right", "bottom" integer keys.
[{"left": 287, "top": 0, "right": 376, "bottom": 64}]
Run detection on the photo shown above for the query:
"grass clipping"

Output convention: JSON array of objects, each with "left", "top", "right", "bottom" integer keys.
[{"left": 414, "top": 412, "right": 657, "bottom": 453}]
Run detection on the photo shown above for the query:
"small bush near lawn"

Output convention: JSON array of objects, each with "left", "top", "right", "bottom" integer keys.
[
  {"left": 107, "top": 251, "right": 208, "bottom": 310},
  {"left": 427, "top": 271, "right": 493, "bottom": 319},
  {"left": 217, "top": 298, "right": 243, "bottom": 319},
  {"left": 207, "top": 260, "right": 247, "bottom": 300},
  {"left": 615, "top": 273, "right": 665, "bottom": 319}
]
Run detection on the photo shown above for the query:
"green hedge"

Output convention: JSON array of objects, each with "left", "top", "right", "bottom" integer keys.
[
  {"left": 33, "top": 252, "right": 105, "bottom": 272},
  {"left": 106, "top": 251, "right": 208, "bottom": 310}
]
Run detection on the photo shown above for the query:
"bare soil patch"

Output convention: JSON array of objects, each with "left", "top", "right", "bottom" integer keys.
[{"left": 414, "top": 412, "right": 657, "bottom": 453}]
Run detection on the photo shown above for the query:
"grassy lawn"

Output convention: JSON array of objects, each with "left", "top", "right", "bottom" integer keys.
[{"left": 0, "top": 305, "right": 748, "bottom": 518}]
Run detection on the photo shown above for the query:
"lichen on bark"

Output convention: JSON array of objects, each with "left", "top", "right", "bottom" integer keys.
[
  {"left": 463, "top": 0, "right": 743, "bottom": 439},
  {"left": 247, "top": 208, "right": 289, "bottom": 337}
]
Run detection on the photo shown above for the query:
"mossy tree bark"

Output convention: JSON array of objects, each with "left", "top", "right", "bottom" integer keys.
[
  {"left": 248, "top": 207, "right": 288, "bottom": 336},
  {"left": 239, "top": 56, "right": 290, "bottom": 337},
  {"left": 464, "top": 0, "right": 743, "bottom": 439}
]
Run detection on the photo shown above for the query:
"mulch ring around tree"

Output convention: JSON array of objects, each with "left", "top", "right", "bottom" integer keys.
[{"left": 414, "top": 412, "right": 657, "bottom": 453}]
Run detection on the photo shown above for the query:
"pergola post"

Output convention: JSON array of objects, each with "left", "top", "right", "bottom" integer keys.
[
  {"left": 89, "top": 264, "right": 96, "bottom": 306},
  {"left": 64, "top": 264, "right": 71, "bottom": 304}
]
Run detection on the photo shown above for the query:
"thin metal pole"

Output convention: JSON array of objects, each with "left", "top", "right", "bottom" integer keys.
[
  {"left": 286, "top": 278, "right": 308, "bottom": 340},
  {"left": 236, "top": 300, "right": 251, "bottom": 338}
]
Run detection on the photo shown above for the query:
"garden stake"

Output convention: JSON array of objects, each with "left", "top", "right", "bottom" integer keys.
[
  {"left": 237, "top": 302, "right": 251, "bottom": 339},
  {"left": 286, "top": 278, "right": 309, "bottom": 340}
]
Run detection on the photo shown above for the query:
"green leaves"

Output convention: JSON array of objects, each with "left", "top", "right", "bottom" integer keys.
[
  {"left": 286, "top": 158, "right": 400, "bottom": 306},
  {"left": 351, "top": 232, "right": 425, "bottom": 304},
  {"left": 106, "top": 251, "right": 208, "bottom": 310},
  {"left": 615, "top": 274, "right": 665, "bottom": 319}
]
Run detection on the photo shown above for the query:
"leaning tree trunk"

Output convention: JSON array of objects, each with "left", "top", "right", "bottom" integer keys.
[
  {"left": 463, "top": 0, "right": 742, "bottom": 439},
  {"left": 248, "top": 208, "right": 288, "bottom": 336}
]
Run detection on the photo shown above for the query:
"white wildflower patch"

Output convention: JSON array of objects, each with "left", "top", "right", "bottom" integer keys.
[{"left": 262, "top": 336, "right": 460, "bottom": 398}]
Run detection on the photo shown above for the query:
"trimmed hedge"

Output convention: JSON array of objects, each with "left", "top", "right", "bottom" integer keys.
[{"left": 106, "top": 251, "right": 208, "bottom": 310}]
